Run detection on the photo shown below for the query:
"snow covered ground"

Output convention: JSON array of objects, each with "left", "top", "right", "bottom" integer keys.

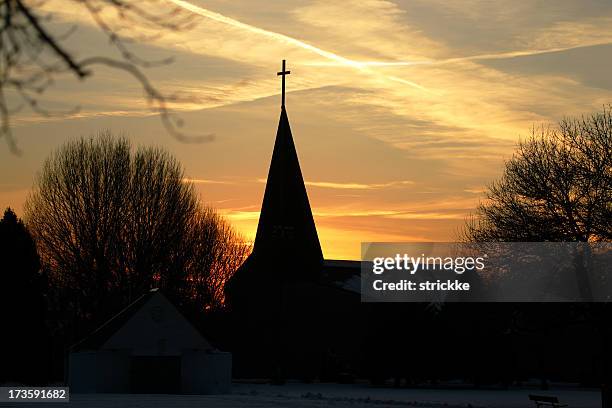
[
  {"left": 0, "top": 383, "right": 600, "bottom": 408},
  {"left": 233, "top": 383, "right": 600, "bottom": 408}
]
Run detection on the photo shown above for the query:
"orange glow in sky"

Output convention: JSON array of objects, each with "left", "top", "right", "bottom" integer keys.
[{"left": 2, "top": 0, "right": 612, "bottom": 259}]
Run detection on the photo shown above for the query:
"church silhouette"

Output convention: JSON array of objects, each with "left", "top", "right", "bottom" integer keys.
[
  {"left": 224, "top": 61, "right": 599, "bottom": 386},
  {"left": 225, "top": 60, "right": 363, "bottom": 381}
]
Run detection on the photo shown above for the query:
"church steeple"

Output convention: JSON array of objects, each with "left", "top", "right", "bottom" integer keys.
[
  {"left": 252, "top": 104, "right": 323, "bottom": 263},
  {"left": 252, "top": 60, "right": 323, "bottom": 264},
  {"left": 227, "top": 61, "right": 323, "bottom": 291}
]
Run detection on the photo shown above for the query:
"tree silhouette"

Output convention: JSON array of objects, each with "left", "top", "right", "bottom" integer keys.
[
  {"left": 24, "top": 133, "right": 248, "bottom": 342},
  {"left": 464, "top": 107, "right": 611, "bottom": 242},
  {"left": 463, "top": 107, "right": 612, "bottom": 402},
  {"left": 0, "top": 0, "right": 205, "bottom": 153},
  {"left": 0, "top": 207, "right": 48, "bottom": 384}
]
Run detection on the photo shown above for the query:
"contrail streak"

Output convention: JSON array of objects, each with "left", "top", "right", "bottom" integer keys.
[
  {"left": 305, "top": 41, "right": 612, "bottom": 67},
  {"left": 444, "top": 41, "right": 612, "bottom": 63},
  {"left": 166, "top": 0, "right": 428, "bottom": 91}
]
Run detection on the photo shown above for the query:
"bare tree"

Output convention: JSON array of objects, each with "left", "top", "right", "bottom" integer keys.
[
  {"left": 462, "top": 107, "right": 612, "bottom": 401},
  {"left": 186, "top": 207, "right": 251, "bottom": 309},
  {"left": 24, "top": 133, "right": 248, "bottom": 338},
  {"left": 0, "top": 0, "right": 208, "bottom": 153},
  {"left": 464, "top": 106, "right": 612, "bottom": 243}
]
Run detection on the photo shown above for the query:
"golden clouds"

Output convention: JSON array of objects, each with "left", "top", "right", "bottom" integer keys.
[{"left": 5, "top": 0, "right": 612, "bottom": 259}]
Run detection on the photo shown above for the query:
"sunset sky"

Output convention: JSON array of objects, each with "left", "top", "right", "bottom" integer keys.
[{"left": 2, "top": 0, "right": 612, "bottom": 259}]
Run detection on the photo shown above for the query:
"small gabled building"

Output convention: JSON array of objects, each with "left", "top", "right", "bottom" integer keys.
[{"left": 69, "top": 288, "right": 231, "bottom": 394}]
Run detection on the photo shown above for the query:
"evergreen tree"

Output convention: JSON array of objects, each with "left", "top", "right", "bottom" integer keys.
[{"left": 0, "top": 207, "right": 48, "bottom": 384}]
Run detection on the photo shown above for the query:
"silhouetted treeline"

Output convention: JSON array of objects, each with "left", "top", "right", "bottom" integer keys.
[
  {"left": 461, "top": 107, "right": 612, "bottom": 404},
  {"left": 1, "top": 106, "right": 610, "bottom": 390},
  {"left": 1, "top": 133, "right": 249, "bottom": 384}
]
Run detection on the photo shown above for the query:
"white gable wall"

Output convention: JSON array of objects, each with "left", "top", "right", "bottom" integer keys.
[{"left": 102, "top": 292, "right": 212, "bottom": 356}]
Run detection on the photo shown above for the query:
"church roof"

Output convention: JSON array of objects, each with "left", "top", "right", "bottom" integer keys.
[
  {"left": 251, "top": 106, "right": 323, "bottom": 263},
  {"left": 71, "top": 290, "right": 155, "bottom": 351},
  {"left": 322, "top": 260, "right": 361, "bottom": 295},
  {"left": 226, "top": 63, "right": 327, "bottom": 296}
]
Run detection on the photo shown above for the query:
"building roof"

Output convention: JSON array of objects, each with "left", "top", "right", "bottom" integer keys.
[
  {"left": 252, "top": 106, "right": 323, "bottom": 263},
  {"left": 227, "top": 106, "right": 324, "bottom": 294},
  {"left": 322, "top": 260, "right": 362, "bottom": 295},
  {"left": 71, "top": 289, "right": 211, "bottom": 352},
  {"left": 71, "top": 290, "right": 156, "bottom": 351}
]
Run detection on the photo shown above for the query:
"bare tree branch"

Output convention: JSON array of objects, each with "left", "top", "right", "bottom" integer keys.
[
  {"left": 463, "top": 107, "right": 612, "bottom": 243},
  {"left": 1, "top": 0, "right": 204, "bottom": 152},
  {"left": 14, "top": 0, "right": 90, "bottom": 77}
]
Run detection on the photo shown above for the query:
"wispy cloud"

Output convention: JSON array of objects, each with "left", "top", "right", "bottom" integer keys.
[
  {"left": 464, "top": 188, "right": 487, "bottom": 194},
  {"left": 183, "top": 178, "right": 235, "bottom": 185},
  {"left": 254, "top": 178, "right": 414, "bottom": 190},
  {"left": 167, "top": 0, "right": 428, "bottom": 91},
  {"left": 304, "top": 40, "right": 612, "bottom": 67},
  {"left": 222, "top": 206, "right": 468, "bottom": 221},
  {"left": 221, "top": 210, "right": 261, "bottom": 221},
  {"left": 386, "top": 211, "right": 465, "bottom": 220},
  {"left": 305, "top": 180, "right": 414, "bottom": 190}
]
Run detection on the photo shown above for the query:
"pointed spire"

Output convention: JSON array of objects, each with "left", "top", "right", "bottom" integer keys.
[
  {"left": 226, "top": 61, "right": 322, "bottom": 295},
  {"left": 252, "top": 107, "right": 323, "bottom": 265}
]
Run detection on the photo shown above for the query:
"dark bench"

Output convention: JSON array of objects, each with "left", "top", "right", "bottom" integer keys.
[{"left": 529, "top": 395, "right": 568, "bottom": 408}]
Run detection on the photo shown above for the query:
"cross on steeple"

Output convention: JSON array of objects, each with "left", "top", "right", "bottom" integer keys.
[{"left": 277, "top": 59, "right": 290, "bottom": 108}]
